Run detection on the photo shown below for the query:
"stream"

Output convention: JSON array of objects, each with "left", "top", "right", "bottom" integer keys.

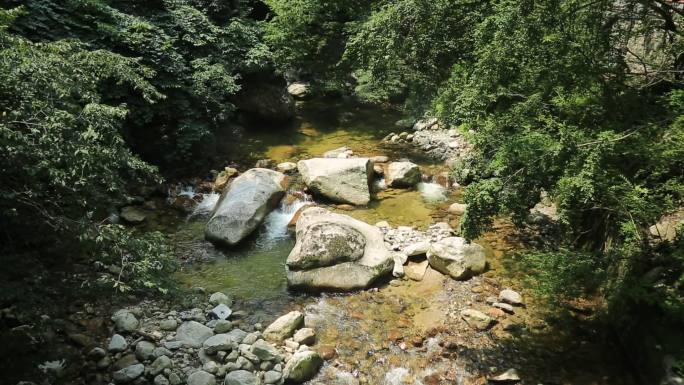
[{"left": 146, "top": 100, "right": 636, "bottom": 385}]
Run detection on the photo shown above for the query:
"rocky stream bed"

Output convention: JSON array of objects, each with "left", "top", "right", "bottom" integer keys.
[{"left": 4, "top": 101, "right": 638, "bottom": 385}]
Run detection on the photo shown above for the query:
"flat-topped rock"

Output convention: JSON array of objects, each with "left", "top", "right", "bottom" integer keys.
[
  {"left": 286, "top": 207, "right": 394, "bottom": 291},
  {"left": 427, "top": 237, "right": 486, "bottom": 280},
  {"left": 385, "top": 161, "right": 421, "bottom": 187},
  {"left": 297, "top": 158, "right": 372, "bottom": 205}
]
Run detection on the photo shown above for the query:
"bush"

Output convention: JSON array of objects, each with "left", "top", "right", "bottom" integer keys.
[{"left": 85, "top": 225, "right": 178, "bottom": 294}]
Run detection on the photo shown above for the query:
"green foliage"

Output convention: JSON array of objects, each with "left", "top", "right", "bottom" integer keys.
[
  {"left": 264, "top": 0, "right": 369, "bottom": 93},
  {"left": 0, "top": 6, "right": 168, "bottom": 293},
  {"left": 0, "top": 10, "right": 160, "bottom": 235},
  {"left": 85, "top": 225, "right": 177, "bottom": 294},
  {"left": 7, "top": 0, "right": 273, "bottom": 167},
  {"left": 265, "top": 0, "right": 684, "bottom": 328},
  {"left": 520, "top": 250, "right": 606, "bottom": 302}
]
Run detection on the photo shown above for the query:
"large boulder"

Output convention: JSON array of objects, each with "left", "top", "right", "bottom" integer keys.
[
  {"left": 426, "top": 237, "right": 486, "bottom": 280},
  {"left": 205, "top": 168, "right": 287, "bottom": 246},
  {"left": 297, "top": 158, "right": 372, "bottom": 205},
  {"left": 385, "top": 162, "right": 421, "bottom": 187},
  {"left": 286, "top": 208, "right": 394, "bottom": 291},
  {"left": 234, "top": 73, "right": 294, "bottom": 121},
  {"left": 286, "top": 222, "right": 365, "bottom": 270}
]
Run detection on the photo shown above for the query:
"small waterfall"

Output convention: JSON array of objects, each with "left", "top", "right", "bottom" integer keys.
[
  {"left": 373, "top": 177, "right": 387, "bottom": 191},
  {"left": 192, "top": 192, "right": 220, "bottom": 216},
  {"left": 417, "top": 182, "right": 447, "bottom": 202},
  {"left": 257, "top": 192, "right": 312, "bottom": 245},
  {"left": 171, "top": 184, "right": 221, "bottom": 218}
]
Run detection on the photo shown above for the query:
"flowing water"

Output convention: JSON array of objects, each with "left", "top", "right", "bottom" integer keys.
[{"left": 158, "top": 100, "right": 637, "bottom": 385}]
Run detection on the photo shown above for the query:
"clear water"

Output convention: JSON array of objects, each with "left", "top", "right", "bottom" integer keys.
[{"left": 174, "top": 195, "right": 309, "bottom": 302}]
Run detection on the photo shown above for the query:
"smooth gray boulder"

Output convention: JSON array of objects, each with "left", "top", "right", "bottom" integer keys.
[
  {"left": 205, "top": 168, "right": 287, "bottom": 246},
  {"left": 286, "top": 208, "right": 394, "bottom": 291},
  {"left": 284, "top": 350, "right": 323, "bottom": 383},
  {"left": 426, "top": 237, "right": 486, "bottom": 280},
  {"left": 224, "top": 370, "right": 257, "bottom": 385},
  {"left": 385, "top": 161, "right": 421, "bottom": 187},
  {"left": 297, "top": 158, "right": 372, "bottom": 205},
  {"left": 175, "top": 321, "right": 214, "bottom": 348}
]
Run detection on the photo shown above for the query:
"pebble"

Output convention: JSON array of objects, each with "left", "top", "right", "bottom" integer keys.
[
  {"left": 499, "top": 289, "right": 524, "bottom": 306},
  {"left": 160, "top": 318, "right": 178, "bottom": 331},
  {"left": 111, "top": 309, "right": 139, "bottom": 333},
  {"left": 135, "top": 340, "right": 156, "bottom": 361},
  {"left": 264, "top": 370, "right": 282, "bottom": 384},
  {"left": 112, "top": 363, "right": 144, "bottom": 383},
  {"left": 149, "top": 355, "right": 172, "bottom": 376},
  {"left": 108, "top": 334, "right": 128, "bottom": 353},
  {"left": 154, "top": 374, "right": 170, "bottom": 385}
]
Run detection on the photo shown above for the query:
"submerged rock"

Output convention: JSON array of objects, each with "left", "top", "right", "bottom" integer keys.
[
  {"left": 404, "top": 260, "right": 430, "bottom": 281},
  {"left": 205, "top": 168, "right": 287, "bottom": 246},
  {"left": 426, "top": 237, "right": 486, "bottom": 280},
  {"left": 120, "top": 206, "right": 147, "bottom": 224},
  {"left": 286, "top": 208, "right": 394, "bottom": 291},
  {"left": 385, "top": 161, "right": 421, "bottom": 188},
  {"left": 297, "top": 158, "right": 372, "bottom": 205},
  {"left": 460, "top": 309, "right": 496, "bottom": 331}
]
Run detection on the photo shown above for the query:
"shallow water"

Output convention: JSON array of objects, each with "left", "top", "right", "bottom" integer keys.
[{"left": 172, "top": 100, "right": 447, "bottom": 301}]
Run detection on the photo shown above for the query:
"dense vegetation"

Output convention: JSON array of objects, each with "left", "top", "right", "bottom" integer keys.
[
  {"left": 267, "top": 0, "right": 684, "bottom": 372},
  {"left": 0, "top": 0, "right": 274, "bottom": 294}
]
